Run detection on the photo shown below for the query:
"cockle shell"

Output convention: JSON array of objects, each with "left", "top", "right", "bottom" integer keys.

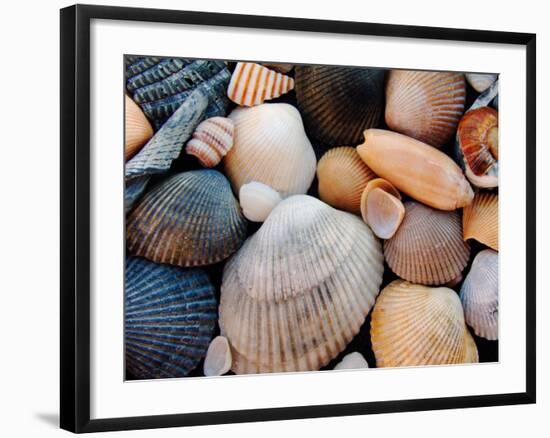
[
  {"left": 125, "top": 257, "right": 217, "bottom": 379},
  {"left": 227, "top": 62, "right": 294, "bottom": 106},
  {"left": 224, "top": 103, "right": 316, "bottom": 197},
  {"left": 463, "top": 191, "right": 498, "bottom": 250},
  {"left": 362, "top": 188, "right": 405, "bottom": 240},
  {"left": 204, "top": 336, "right": 233, "bottom": 376},
  {"left": 125, "top": 95, "right": 153, "bottom": 161},
  {"left": 333, "top": 352, "right": 369, "bottom": 370},
  {"left": 466, "top": 73, "right": 498, "bottom": 93},
  {"left": 460, "top": 249, "right": 499, "bottom": 340},
  {"left": 239, "top": 181, "right": 282, "bottom": 222},
  {"left": 295, "top": 66, "right": 385, "bottom": 145},
  {"left": 357, "top": 129, "right": 474, "bottom": 211},
  {"left": 457, "top": 107, "right": 499, "bottom": 188},
  {"left": 127, "top": 170, "right": 247, "bottom": 267},
  {"left": 385, "top": 70, "right": 466, "bottom": 148},
  {"left": 384, "top": 201, "right": 470, "bottom": 285},
  {"left": 219, "top": 195, "right": 384, "bottom": 374},
  {"left": 185, "top": 117, "right": 234, "bottom": 167},
  {"left": 317, "top": 147, "right": 377, "bottom": 214},
  {"left": 371, "top": 280, "right": 479, "bottom": 367}
]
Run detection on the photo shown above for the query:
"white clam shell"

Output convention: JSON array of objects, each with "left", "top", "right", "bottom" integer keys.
[
  {"left": 333, "top": 352, "right": 369, "bottom": 370},
  {"left": 239, "top": 181, "right": 282, "bottom": 222},
  {"left": 204, "top": 336, "right": 233, "bottom": 376},
  {"left": 465, "top": 73, "right": 498, "bottom": 93}
]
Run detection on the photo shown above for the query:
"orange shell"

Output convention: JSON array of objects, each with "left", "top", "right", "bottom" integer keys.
[
  {"left": 463, "top": 191, "right": 498, "bottom": 250},
  {"left": 125, "top": 95, "right": 153, "bottom": 161}
]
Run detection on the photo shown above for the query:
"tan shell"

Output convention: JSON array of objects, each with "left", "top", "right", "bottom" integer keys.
[
  {"left": 317, "top": 147, "right": 377, "bottom": 214},
  {"left": 466, "top": 73, "right": 498, "bottom": 93},
  {"left": 385, "top": 70, "right": 466, "bottom": 148},
  {"left": 185, "top": 117, "right": 234, "bottom": 167},
  {"left": 204, "top": 336, "right": 233, "bottom": 376},
  {"left": 384, "top": 201, "right": 470, "bottom": 285},
  {"left": 363, "top": 188, "right": 405, "bottom": 240},
  {"left": 224, "top": 103, "right": 316, "bottom": 197},
  {"left": 463, "top": 191, "right": 498, "bottom": 250},
  {"left": 357, "top": 129, "right": 474, "bottom": 210},
  {"left": 227, "top": 62, "right": 294, "bottom": 106},
  {"left": 125, "top": 95, "right": 153, "bottom": 161},
  {"left": 219, "top": 195, "right": 384, "bottom": 374},
  {"left": 371, "top": 280, "right": 479, "bottom": 367}
]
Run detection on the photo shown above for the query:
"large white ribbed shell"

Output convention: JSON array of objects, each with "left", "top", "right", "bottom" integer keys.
[
  {"left": 371, "top": 280, "right": 479, "bottom": 367},
  {"left": 224, "top": 104, "right": 316, "bottom": 197},
  {"left": 460, "top": 249, "right": 499, "bottom": 340},
  {"left": 219, "top": 195, "right": 384, "bottom": 374}
]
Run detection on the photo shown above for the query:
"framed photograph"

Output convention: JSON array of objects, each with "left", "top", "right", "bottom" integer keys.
[{"left": 60, "top": 4, "right": 536, "bottom": 433}]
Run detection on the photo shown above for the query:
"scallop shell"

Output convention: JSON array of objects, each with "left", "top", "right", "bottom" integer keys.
[
  {"left": 371, "top": 280, "right": 479, "bottom": 367},
  {"left": 384, "top": 201, "right": 470, "bottom": 285},
  {"left": 224, "top": 103, "right": 316, "bottom": 197},
  {"left": 204, "top": 336, "right": 233, "bottom": 376},
  {"left": 227, "top": 62, "right": 294, "bottom": 106},
  {"left": 125, "top": 257, "right": 217, "bottom": 379},
  {"left": 385, "top": 70, "right": 466, "bottom": 148},
  {"left": 127, "top": 170, "right": 248, "bottom": 267},
  {"left": 466, "top": 73, "right": 498, "bottom": 93},
  {"left": 239, "top": 181, "right": 282, "bottom": 222},
  {"left": 463, "top": 191, "right": 498, "bottom": 250},
  {"left": 357, "top": 129, "right": 474, "bottom": 211},
  {"left": 363, "top": 188, "right": 405, "bottom": 240},
  {"left": 295, "top": 66, "right": 385, "bottom": 145},
  {"left": 219, "top": 195, "right": 384, "bottom": 374},
  {"left": 317, "top": 147, "right": 377, "bottom": 214},
  {"left": 457, "top": 107, "right": 499, "bottom": 188},
  {"left": 125, "top": 95, "right": 153, "bottom": 161},
  {"left": 185, "top": 117, "right": 234, "bottom": 167},
  {"left": 333, "top": 352, "right": 369, "bottom": 370}
]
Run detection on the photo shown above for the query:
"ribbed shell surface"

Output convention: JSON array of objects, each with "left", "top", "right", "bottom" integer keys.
[
  {"left": 219, "top": 195, "right": 384, "bottom": 374},
  {"left": 371, "top": 280, "right": 479, "bottom": 367},
  {"left": 384, "top": 201, "right": 470, "bottom": 285},
  {"left": 185, "top": 116, "right": 234, "bottom": 167},
  {"left": 125, "top": 95, "right": 153, "bottom": 161},
  {"left": 295, "top": 66, "right": 385, "bottom": 145},
  {"left": 127, "top": 170, "right": 247, "bottom": 267},
  {"left": 385, "top": 70, "right": 466, "bottom": 148},
  {"left": 463, "top": 191, "right": 499, "bottom": 251},
  {"left": 125, "top": 257, "right": 217, "bottom": 379}
]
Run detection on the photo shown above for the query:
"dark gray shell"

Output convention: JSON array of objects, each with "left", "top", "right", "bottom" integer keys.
[{"left": 125, "top": 257, "right": 217, "bottom": 379}]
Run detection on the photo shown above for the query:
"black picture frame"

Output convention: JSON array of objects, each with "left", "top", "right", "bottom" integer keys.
[{"left": 60, "top": 4, "right": 536, "bottom": 433}]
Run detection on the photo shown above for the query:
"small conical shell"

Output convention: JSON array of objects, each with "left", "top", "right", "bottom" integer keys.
[
  {"left": 363, "top": 188, "right": 405, "bottom": 239},
  {"left": 463, "top": 191, "right": 498, "bottom": 250},
  {"left": 125, "top": 95, "right": 153, "bottom": 161},
  {"left": 371, "top": 280, "right": 479, "bottom": 367},
  {"left": 185, "top": 117, "right": 234, "bottom": 167},
  {"left": 219, "top": 195, "right": 384, "bottom": 374},
  {"left": 127, "top": 170, "right": 247, "bottom": 267},
  {"left": 239, "top": 181, "right": 282, "bottom": 222},
  {"left": 224, "top": 103, "right": 316, "bottom": 197},
  {"left": 357, "top": 129, "right": 474, "bottom": 211},
  {"left": 385, "top": 70, "right": 466, "bottom": 148},
  {"left": 204, "top": 336, "right": 233, "bottom": 376},
  {"left": 333, "top": 352, "right": 369, "bottom": 370},
  {"left": 460, "top": 249, "right": 498, "bottom": 340},
  {"left": 384, "top": 201, "right": 470, "bottom": 285},
  {"left": 317, "top": 147, "right": 377, "bottom": 214},
  {"left": 227, "top": 62, "right": 294, "bottom": 106},
  {"left": 466, "top": 73, "right": 498, "bottom": 93}
]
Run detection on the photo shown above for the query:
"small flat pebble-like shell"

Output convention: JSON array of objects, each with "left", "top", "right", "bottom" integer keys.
[
  {"left": 204, "top": 336, "right": 233, "bottom": 376},
  {"left": 125, "top": 95, "right": 153, "bottom": 161},
  {"left": 363, "top": 187, "right": 405, "bottom": 239},
  {"left": 463, "top": 191, "right": 498, "bottom": 251},
  {"left": 360, "top": 178, "right": 401, "bottom": 221},
  {"left": 239, "top": 181, "right": 282, "bottom": 222},
  {"left": 333, "top": 352, "right": 369, "bottom": 370},
  {"left": 185, "top": 117, "right": 234, "bottom": 167},
  {"left": 466, "top": 73, "right": 498, "bottom": 93}
]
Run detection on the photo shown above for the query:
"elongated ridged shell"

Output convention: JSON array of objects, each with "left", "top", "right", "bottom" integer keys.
[
  {"left": 295, "top": 66, "right": 385, "bottom": 145},
  {"left": 185, "top": 117, "right": 234, "bottom": 167},
  {"left": 384, "top": 201, "right": 470, "bottom": 285},
  {"left": 127, "top": 170, "right": 247, "bottom": 267},
  {"left": 385, "top": 70, "right": 466, "bottom": 148},
  {"left": 239, "top": 181, "right": 282, "bottom": 222},
  {"left": 334, "top": 352, "right": 369, "bottom": 370},
  {"left": 227, "top": 62, "right": 294, "bottom": 106},
  {"left": 125, "top": 95, "right": 153, "bottom": 161},
  {"left": 463, "top": 191, "right": 498, "bottom": 250},
  {"left": 460, "top": 249, "right": 498, "bottom": 340},
  {"left": 357, "top": 129, "right": 473, "bottom": 210},
  {"left": 219, "top": 195, "right": 384, "bottom": 374},
  {"left": 125, "top": 257, "right": 217, "bottom": 379},
  {"left": 224, "top": 104, "right": 316, "bottom": 196},
  {"left": 466, "top": 73, "right": 498, "bottom": 93},
  {"left": 371, "top": 280, "right": 478, "bottom": 367},
  {"left": 317, "top": 147, "right": 377, "bottom": 214}
]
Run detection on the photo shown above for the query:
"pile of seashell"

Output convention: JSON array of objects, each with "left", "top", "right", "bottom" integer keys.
[{"left": 124, "top": 56, "right": 499, "bottom": 380}]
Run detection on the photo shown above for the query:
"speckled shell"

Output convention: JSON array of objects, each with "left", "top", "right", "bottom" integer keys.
[
  {"left": 125, "top": 95, "right": 153, "bottom": 161},
  {"left": 185, "top": 117, "right": 234, "bottom": 167},
  {"left": 384, "top": 201, "right": 470, "bottom": 285},
  {"left": 463, "top": 191, "right": 498, "bottom": 251},
  {"left": 460, "top": 249, "right": 499, "bottom": 340},
  {"left": 227, "top": 62, "right": 294, "bottom": 106},
  {"left": 317, "top": 147, "right": 377, "bottom": 214},
  {"left": 219, "top": 195, "right": 384, "bottom": 374},
  {"left": 125, "top": 257, "right": 217, "bottom": 379},
  {"left": 371, "top": 280, "right": 479, "bottom": 367},
  {"left": 224, "top": 104, "right": 316, "bottom": 197},
  {"left": 239, "top": 181, "right": 282, "bottom": 222},
  {"left": 295, "top": 66, "right": 385, "bottom": 145},
  {"left": 127, "top": 170, "right": 247, "bottom": 267},
  {"left": 385, "top": 70, "right": 466, "bottom": 148},
  {"left": 466, "top": 73, "right": 498, "bottom": 93}
]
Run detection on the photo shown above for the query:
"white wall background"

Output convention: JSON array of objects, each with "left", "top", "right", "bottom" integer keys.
[{"left": 0, "top": 0, "right": 545, "bottom": 436}]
